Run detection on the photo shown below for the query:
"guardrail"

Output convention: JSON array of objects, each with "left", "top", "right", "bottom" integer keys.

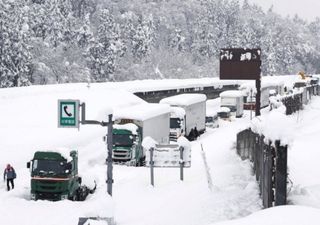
[
  {"left": 279, "top": 84, "right": 319, "bottom": 115},
  {"left": 236, "top": 128, "right": 287, "bottom": 208},
  {"left": 134, "top": 84, "right": 239, "bottom": 102}
]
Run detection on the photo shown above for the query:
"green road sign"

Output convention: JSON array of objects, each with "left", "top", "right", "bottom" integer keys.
[{"left": 58, "top": 99, "right": 80, "bottom": 128}]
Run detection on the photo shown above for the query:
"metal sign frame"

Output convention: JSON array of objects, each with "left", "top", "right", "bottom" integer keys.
[{"left": 146, "top": 144, "right": 191, "bottom": 168}]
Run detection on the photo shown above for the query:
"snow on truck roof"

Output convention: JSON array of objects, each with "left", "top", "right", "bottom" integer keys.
[
  {"left": 218, "top": 107, "right": 231, "bottom": 113},
  {"left": 114, "top": 103, "right": 171, "bottom": 121},
  {"left": 113, "top": 123, "right": 138, "bottom": 134},
  {"left": 159, "top": 94, "right": 207, "bottom": 106},
  {"left": 219, "top": 90, "right": 244, "bottom": 98},
  {"left": 170, "top": 106, "right": 186, "bottom": 118}
]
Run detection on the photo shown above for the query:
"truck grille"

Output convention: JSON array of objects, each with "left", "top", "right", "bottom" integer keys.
[
  {"left": 169, "top": 132, "right": 178, "bottom": 142},
  {"left": 33, "top": 179, "right": 65, "bottom": 192},
  {"left": 36, "top": 192, "right": 63, "bottom": 201},
  {"left": 113, "top": 149, "right": 131, "bottom": 161}
]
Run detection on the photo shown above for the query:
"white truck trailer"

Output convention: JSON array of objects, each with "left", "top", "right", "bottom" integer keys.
[
  {"left": 113, "top": 103, "right": 171, "bottom": 166},
  {"left": 219, "top": 90, "right": 244, "bottom": 118},
  {"left": 159, "top": 94, "right": 207, "bottom": 141}
]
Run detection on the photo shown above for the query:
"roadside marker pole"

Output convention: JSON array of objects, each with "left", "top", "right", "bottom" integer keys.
[
  {"left": 179, "top": 147, "right": 184, "bottom": 181},
  {"left": 150, "top": 148, "right": 154, "bottom": 187},
  {"left": 107, "top": 114, "right": 113, "bottom": 196}
]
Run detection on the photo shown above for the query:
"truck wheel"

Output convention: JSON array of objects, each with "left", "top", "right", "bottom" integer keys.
[
  {"left": 136, "top": 156, "right": 146, "bottom": 167},
  {"left": 73, "top": 194, "right": 78, "bottom": 201}
]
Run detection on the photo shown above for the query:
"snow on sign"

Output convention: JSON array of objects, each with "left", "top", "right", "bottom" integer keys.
[
  {"left": 146, "top": 144, "right": 191, "bottom": 168},
  {"left": 220, "top": 48, "right": 261, "bottom": 80},
  {"left": 58, "top": 99, "right": 80, "bottom": 128}
]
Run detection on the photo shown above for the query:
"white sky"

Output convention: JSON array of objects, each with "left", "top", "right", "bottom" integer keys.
[{"left": 246, "top": 0, "right": 320, "bottom": 21}]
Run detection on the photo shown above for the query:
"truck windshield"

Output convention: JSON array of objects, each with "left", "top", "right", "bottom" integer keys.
[
  {"left": 113, "top": 134, "right": 134, "bottom": 146},
  {"left": 32, "top": 160, "right": 68, "bottom": 175},
  {"left": 170, "top": 118, "right": 181, "bottom": 129},
  {"left": 206, "top": 116, "right": 213, "bottom": 123}
]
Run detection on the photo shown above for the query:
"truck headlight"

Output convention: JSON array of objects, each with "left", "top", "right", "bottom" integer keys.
[
  {"left": 30, "top": 193, "right": 36, "bottom": 200},
  {"left": 61, "top": 194, "right": 68, "bottom": 200}
]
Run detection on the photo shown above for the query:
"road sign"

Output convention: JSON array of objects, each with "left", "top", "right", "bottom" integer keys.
[
  {"left": 220, "top": 48, "right": 262, "bottom": 116},
  {"left": 58, "top": 99, "right": 80, "bottom": 128},
  {"left": 146, "top": 144, "right": 191, "bottom": 168},
  {"left": 220, "top": 48, "right": 261, "bottom": 80}
]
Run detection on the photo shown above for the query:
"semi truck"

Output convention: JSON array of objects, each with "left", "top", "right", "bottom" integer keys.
[
  {"left": 112, "top": 103, "right": 171, "bottom": 166},
  {"left": 159, "top": 94, "right": 207, "bottom": 141},
  {"left": 219, "top": 90, "right": 244, "bottom": 118},
  {"left": 27, "top": 150, "right": 95, "bottom": 201}
]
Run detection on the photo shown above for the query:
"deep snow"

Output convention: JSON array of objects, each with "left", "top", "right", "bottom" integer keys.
[{"left": 0, "top": 76, "right": 320, "bottom": 225}]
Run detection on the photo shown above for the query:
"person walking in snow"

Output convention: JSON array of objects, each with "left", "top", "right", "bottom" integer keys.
[{"left": 3, "top": 164, "right": 16, "bottom": 191}]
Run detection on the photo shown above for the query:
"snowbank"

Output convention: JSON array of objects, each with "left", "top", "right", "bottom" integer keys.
[
  {"left": 213, "top": 206, "right": 320, "bottom": 225},
  {"left": 142, "top": 136, "right": 158, "bottom": 150},
  {"left": 250, "top": 109, "right": 294, "bottom": 145}
]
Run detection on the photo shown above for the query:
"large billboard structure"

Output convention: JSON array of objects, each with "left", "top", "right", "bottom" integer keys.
[{"left": 219, "top": 48, "right": 262, "bottom": 116}]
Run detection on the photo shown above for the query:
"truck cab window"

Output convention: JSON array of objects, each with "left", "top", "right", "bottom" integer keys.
[
  {"left": 170, "top": 118, "right": 181, "bottom": 129},
  {"left": 32, "top": 159, "right": 68, "bottom": 175}
]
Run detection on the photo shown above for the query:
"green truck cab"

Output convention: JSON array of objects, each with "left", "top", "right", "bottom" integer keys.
[
  {"left": 27, "top": 150, "right": 82, "bottom": 201},
  {"left": 112, "top": 123, "right": 145, "bottom": 166}
]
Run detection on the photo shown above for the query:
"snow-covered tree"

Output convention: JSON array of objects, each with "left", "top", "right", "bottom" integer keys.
[
  {"left": 0, "top": 1, "right": 32, "bottom": 87},
  {"left": 86, "top": 8, "right": 124, "bottom": 82},
  {"left": 131, "top": 14, "right": 155, "bottom": 62}
]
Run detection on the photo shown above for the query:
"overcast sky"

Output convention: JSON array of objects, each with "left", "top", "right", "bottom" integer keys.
[{"left": 246, "top": 0, "right": 320, "bottom": 22}]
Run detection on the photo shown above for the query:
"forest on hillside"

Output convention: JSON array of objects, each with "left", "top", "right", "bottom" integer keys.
[{"left": 1, "top": 0, "right": 320, "bottom": 88}]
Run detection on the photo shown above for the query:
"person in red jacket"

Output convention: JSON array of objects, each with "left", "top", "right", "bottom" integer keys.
[{"left": 3, "top": 164, "right": 16, "bottom": 191}]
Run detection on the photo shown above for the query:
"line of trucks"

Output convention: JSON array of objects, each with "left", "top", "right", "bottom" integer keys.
[
  {"left": 112, "top": 94, "right": 207, "bottom": 166},
  {"left": 26, "top": 75, "right": 320, "bottom": 201},
  {"left": 26, "top": 94, "right": 208, "bottom": 201}
]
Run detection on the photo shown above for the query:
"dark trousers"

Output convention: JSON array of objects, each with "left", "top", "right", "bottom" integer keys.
[{"left": 6, "top": 178, "right": 14, "bottom": 191}]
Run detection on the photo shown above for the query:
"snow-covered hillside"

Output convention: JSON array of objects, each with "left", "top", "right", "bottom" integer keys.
[{"left": 1, "top": 77, "right": 320, "bottom": 225}]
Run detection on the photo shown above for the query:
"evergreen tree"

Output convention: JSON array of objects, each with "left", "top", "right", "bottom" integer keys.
[
  {"left": 0, "top": 1, "right": 32, "bottom": 87},
  {"left": 86, "top": 8, "right": 124, "bottom": 82},
  {"left": 131, "top": 14, "right": 155, "bottom": 62}
]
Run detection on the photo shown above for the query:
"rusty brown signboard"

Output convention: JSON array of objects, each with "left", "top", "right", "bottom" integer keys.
[{"left": 219, "top": 48, "right": 261, "bottom": 80}]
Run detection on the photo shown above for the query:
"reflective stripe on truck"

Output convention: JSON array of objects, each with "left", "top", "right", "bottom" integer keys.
[{"left": 31, "top": 176, "right": 71, "bottom": 181}]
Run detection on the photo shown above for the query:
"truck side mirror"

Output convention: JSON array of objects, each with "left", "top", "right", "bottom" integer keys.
[
  {"left": 65, "top": 163, "right": 72, "bottom": 170},
  {"left": 27, "top": 162, "right": 30, "bottom": 169}
]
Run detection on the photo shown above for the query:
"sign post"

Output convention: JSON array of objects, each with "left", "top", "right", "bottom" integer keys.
[
  {"left": 106, "top": 114, "right": 113, "bottom": 196},
  {"left": 58, "top": 100, "right": 114, "bottom": 196},
  {"left": 220, "top": 48, "right": 262, "bottom": 116},
  {"left": 150, "top": 147, "right": 155, "bottom": 187},
  {"left": 179, "top": 147, "right": 184, "bottom": 181},
  {"left": 146, "top": 144, "right": 190, "bottom": 186}
]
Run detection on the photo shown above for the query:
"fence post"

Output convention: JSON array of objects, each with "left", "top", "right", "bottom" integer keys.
[
  {"left": 275, "top": 140, "right": 287, "bottom": 206},
  {"left": 179, "top": 146, "right": 184, "bottom": 181},
  {"left": 150, "top": 147, "right": 154, "bottom": 187}
]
